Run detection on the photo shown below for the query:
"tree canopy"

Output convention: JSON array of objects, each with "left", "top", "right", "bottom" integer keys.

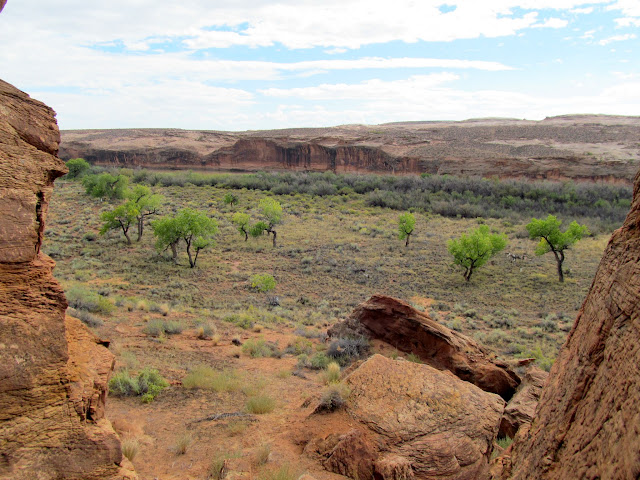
[
  {"left": 100, "top": 202, "right": 138, "bottom": 244},
  {"left": 397, "top": 212, "right": 415, "bottom": 247},
  {"left": 65, "top": 158, "right": 91, "bottom": 179},
  {"left": 448, "top": 225, "right": 507, "bottom": 282},
  {"left": 250, "top": 198, "right": 283, "bottom": 247},
  {"left": 127, "top": 185, "right": 163, "bottom": 241},
  {"left": 82, "top": 173, "right": 129, "bottom": 200},
  {"left": 526, "top": 215, "right": 589, "bottom": 282},
  {"left": 152, "top": 208, "right": 218, "bottom": 267}
]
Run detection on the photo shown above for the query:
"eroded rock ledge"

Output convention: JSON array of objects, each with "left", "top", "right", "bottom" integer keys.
[{"left": 0, "top": 79, "right": 135, "bottom": 480}]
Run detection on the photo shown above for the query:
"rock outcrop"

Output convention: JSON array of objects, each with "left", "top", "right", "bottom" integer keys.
[
  {"left": 494, "top": 167, "right": 640, "bottom": 479},
  {"left": 59, "top": 115, "right": 640, "bottom": 183},
  {"left": 0, "top": 79, "right": 135, "bottom": 479},
  {"left": 307, "top": 355, "right": 505, "bottom": 480},
  {"left": 328, "top": 294, "right": 520, "bottom": 400},
  {"left": 498, "top": 367, "right": 547, "bottom": 439}
]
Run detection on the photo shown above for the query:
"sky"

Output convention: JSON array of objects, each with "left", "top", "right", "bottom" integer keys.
[{"left": 0, "top": 1, "right": 639, "bottom": 131}]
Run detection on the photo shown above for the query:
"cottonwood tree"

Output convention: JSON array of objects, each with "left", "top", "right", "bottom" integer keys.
[
  {"left": 100, "top": 202, "right": 138, "bottom": 244},
  {"left": 250, "top": 198, "right": 282, "bottom": 247},
  {"left": 82, "top": 173, "right": 129, "bottom": 200},
  {"left": 231, "top": 212, "right": 250, "bottom": 241},
  {"left": 398, "top": 212, "right": 415, "bottom": 247},
  {"left": 152, "top": 208, "right": 218, "bottom": 267},
  {"left": 224, "top": 193, "right": 238, "bottom": 206},
  {"left": 65, "top": 158, "right": 91, "bottom": 179},
  {"left": 448, "top": 225, "right": 507, "bottom": 282},
  {"left": 127, "top": 185, "right": 163, "bottom": 241},
  {"left": 526, "top": 215, "right": 589, "bottom": 282}
]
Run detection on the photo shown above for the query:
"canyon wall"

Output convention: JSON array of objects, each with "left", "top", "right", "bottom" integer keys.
[
  {"left": 495, "top": 166, "right": 640, "bottom": 478},
  {"left": 0, "top": 79, "right": 135, "bottom": 480},
  {"left": 60, "top": 116, "right": 640, "bottom": 182}
]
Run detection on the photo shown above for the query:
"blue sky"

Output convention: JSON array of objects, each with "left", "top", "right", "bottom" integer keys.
[{"left": 0, "top": 0, "right": 638, "bottom": 130}]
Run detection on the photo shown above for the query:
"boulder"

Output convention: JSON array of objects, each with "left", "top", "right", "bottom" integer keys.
[
  {"left": 329, "top": 294, "right": 520, "bottom": 399},
  {"left": 0, "top": 79, "right": 135, "bottom": 480},
  {"left": 498, "top": 367, "right": 548, "bottom": 439},
  {"left": 497, "top": 167, "right": 640, "bottom": 479},
  {"left": 309, "top": 355, "right": 505, "bottom": 480}
]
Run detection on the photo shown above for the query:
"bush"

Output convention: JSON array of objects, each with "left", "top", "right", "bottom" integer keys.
[
  {"left": 65, "top": 158, "right": 91, "bottom": 179},
  {"left": 66, "top": 285, "right": 114, "bottom": 315},
  {"left": 246, "top": 394, "right": 275, "bottom": 414},
  {"left": 250, "top": 274, "right": 276, "bottom": 293},
  {"left": 242, "top": 339, "right": 281, "bottom": 358},
  {"left": 327, "top": 336, "right": 369, "bottom": 366},
  {"left": 109, "top": 368, "right": 168, "bottom": 403},
  {"left": 120, "top": 438, "right": 140, "bottom": 461},
  {"left": 68, "top": 307, "right": 104, "bottom": 328},
  {"left": 322, "top": 362, "right": 341, "bottom": 384},
  {"left": 309, "top": 352, "right": 331, "bottom": 369},
  {"left": 174, "top": 433, "right": 192, "bottom": 455},
  {"left": 318, "top": 383, "right": 351, "bottom": 412}
]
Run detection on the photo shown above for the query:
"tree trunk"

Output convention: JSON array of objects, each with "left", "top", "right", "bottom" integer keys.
[
  {"left": 136, "top": 216, "right": 143, "bottom": 242},
  {"left": 405, "top": 233, "right": 410, "bottom": 247},
  {"left": 554, "top": 250, "right": 565, "bottom": 282},
  {"left": 120, "top": 221, "right": 132, "bottom": 244},
  {"left": 170, "top": 242, "right": 179, "bottom": 264},
  {"left": 185, "top": 239, "right": 195, "bottom": 268},
  {"left": 464, "top": 267, "right": 473, "bottom": 282},
  {"left": 271, "top": 229, "right": 277, "bottom": 248},
  {"left": 243, "top": 228, "right": 248, "bottom": 242}
]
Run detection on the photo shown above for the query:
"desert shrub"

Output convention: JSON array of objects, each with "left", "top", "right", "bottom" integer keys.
[
  {"left": 258, "top": 464, "right": 297, "bottom": 480},
  {"left": 318, "top": 383, "right": 351, "bottom": 412},
  {"left": 120, "top": 437, "right": 140, "bottom": 461},
  {"left": 174, "top": 433, "right": 192, "bottom": 455},
  {"left": 322, "top": 362, "right": 341, "bottom": 384},
  {"left": 163, "top": 320, "right": 184, "bottom": 335},
  {"left": 250, "top": 273, "right": 276, "bottom": 293},
  {"left": 68, "top": 307, "right": 103, "bottom": 327},
  {"left": 196, "top": 323, "right": 215, "bottom": 340},
  {"left": 309, "top": 352, "right": 331, "bottom": 369},
  {"left": 406, "top": 353, "right": 423, "bottom": 363},
  {"left": 246, "top": 394, "right": 275, "bottom": 414},
  {"left": 242, "top": 339, "right": 281, "bottom": 358},
  {"left": 143, "top": 320, "right": 165, "bottom": 337},
  {"left": 136, "top": 368, "right": 170, "bottom": 403},
  {"left": 66, "top": 285, "right": 114, "bottom": 315},
  {"left": 182, "top": 367, "right": 241, "bottom": 392},
  {"left": 253, "top": 443, "right": 271, "bottom": 466},
  {"left": 327, "top": 336, "right": 370, "bottom": 366},
  {"left": 109, "top": 370, "right": 139, "bottom": 397},
  {"left": 285, "top": 337, "right": 313, "bottom": 355},
  {"left": 208, "top": 453, "right": 229, "bottom": 480}
]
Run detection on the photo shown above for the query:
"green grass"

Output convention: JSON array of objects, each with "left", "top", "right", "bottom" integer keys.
[{"left": 182, "top": 367, "right": 241, "bottom": 392}]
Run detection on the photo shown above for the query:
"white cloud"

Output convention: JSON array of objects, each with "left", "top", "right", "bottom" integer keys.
[
  {"left": 533, "top": 18, "right": 569, "bottom": 28},
  {"left": 571, "top": 7, "right": 594, "bottom": 14},
  {"left": 598, "top": 33, "right": 637, "bottom": 45}
]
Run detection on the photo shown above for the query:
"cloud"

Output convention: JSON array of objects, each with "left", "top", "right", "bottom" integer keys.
[
  {"left": 571, "top": 7, "right": 594, "bottom": 14},
  {"left": 533, "top": 18, "right": 569, "bottom": 28},
  {"left": 598, "top": 33, "right": 637, "bottom": 45}
]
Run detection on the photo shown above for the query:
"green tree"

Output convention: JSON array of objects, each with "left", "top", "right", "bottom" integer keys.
[
  {"left": 82, "top": 173, "right": 129, "bottom": 200},
  {"left": 398, "top": 212, "right": 415, "bottom": 247},
  {"left": 250, "top": 198, "right": 282, "bottom": 247},
  {"left": 231, "top": 212, "right": 250, "bottom": 241},
  {"left": 448, "top": 225, "right": 507, "bottom": 282},
  {"left": 152, "top": 209, "right": 218, "bottom": 268},
  {"left": 224, "top": 193, "right": 238, "bottom": 206},
  {"left": 526, "top": 215, "right": 589, "bottom": 282},
  {"left": 127, "top": 185, "right": 163, "bottom": 241},
  {"left": 65, "top": 158, "right": 91, "bottom": 179},
  {"left": 100, "top": 202, "right": 139, "bottom": 244}
]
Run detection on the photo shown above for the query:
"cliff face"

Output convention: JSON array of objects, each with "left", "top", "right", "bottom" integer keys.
[
  {"left": 60, "top": 116, "right": 640, "bottom": 183},
  {"left": 497, "top": 166, "right": 640, "bottom": 478},
  {"left": 0, "top": 79, "right": 135, "bottom": 480}
]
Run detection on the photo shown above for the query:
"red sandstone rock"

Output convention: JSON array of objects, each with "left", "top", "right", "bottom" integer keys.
[
  {"left": 495, "top": 167, "right": 640, "bottom": 479},
  {"left": 329, "top": 294, "right": 520, "bottom": 399},
  {"left": 0, "top": 79, "right": 135, "bottom": 480},
  {"left": 498, "top": 366, "right": 548, "bottom": 439},
  {"left": 308, "top": 355, "right": 505, "bottom": 480}
]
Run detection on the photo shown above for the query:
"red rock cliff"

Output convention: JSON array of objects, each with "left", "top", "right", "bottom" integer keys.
[
  {"left": 496, "top": 166, "right": 640, "bottom": 478},
  {"left": 0, "top": 79, "right": 135, "bottom": 480}
]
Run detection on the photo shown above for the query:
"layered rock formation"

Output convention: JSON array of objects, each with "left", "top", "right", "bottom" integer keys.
[
  {"left": 498, "top": 367, "right": 547, "bottom": 439},
  {"left": 328, "top": 294, "right": 521, "bottom": 400},
  {"left": 59, "top": 115, "right": 640, "bottom": 182},
  {"left": 0, "top": 79, "right": 134, "bottom": 479},
  {"left": 495, "top": 167, "right": 640, "bottom": 478},
  {"left": 306, "top": 355, "right": 505, "bottom": 480}
]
